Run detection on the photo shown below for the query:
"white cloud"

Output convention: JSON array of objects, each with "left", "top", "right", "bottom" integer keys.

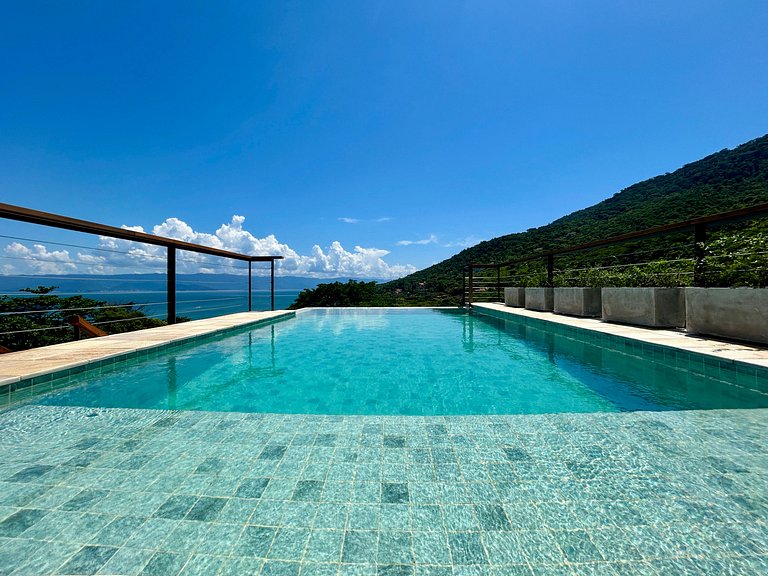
[
  {"left": 2, "top": 216, "right": 417, "bottom": 280},
  {"left": 338, "top": 216, "right": 392, "bottom": 224},
  {"left": 442, "top": 236, "right": 485, "bottom": 249},
  {"left": 396, "top": 234, "right": 438, "bottom": 246},
  {"left": 2, "top": 242, "right": 78, "bottom": 275}
]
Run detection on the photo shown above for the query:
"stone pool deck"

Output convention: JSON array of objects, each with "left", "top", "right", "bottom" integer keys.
[{"left": 0, "top": 311, "right": 294, "bottom": 388}]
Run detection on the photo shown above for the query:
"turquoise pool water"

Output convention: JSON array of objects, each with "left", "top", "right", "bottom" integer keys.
[
  {"left": 2, "top": 309, "right": 768, "bottom": 574},
  {"left": 32, "top": 308, "right": 768, "bottom": 415}
]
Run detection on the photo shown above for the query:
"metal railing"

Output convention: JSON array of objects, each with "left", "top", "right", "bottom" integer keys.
[
  {"left": 0, "top": 203, "right": 283, "bottom": 324},
  {"left": 464, "top": 202, "right": 768, "bottom": 305}
]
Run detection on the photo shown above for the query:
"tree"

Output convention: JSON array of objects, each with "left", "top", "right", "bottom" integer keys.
[{"left": 0, "top": 287, "right": 173, "bottom": 351}]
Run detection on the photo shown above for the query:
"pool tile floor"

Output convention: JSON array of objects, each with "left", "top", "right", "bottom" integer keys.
[{"left": 0, "top": 405, "right": 766, "bottom": 575}]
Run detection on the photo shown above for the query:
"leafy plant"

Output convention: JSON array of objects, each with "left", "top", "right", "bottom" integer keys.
[
  {"left": 0, "top": 287, "right": 175, "bottom": 351},
  {"left": 699, "top": 231, "right": 768, "bottom": 287}
]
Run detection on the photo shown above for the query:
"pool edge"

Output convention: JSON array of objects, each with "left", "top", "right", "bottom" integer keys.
[{"left": 0, "top": 310, "right": 295, "bottom": 405}]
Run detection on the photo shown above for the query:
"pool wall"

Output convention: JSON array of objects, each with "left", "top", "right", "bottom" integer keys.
[
  {"left": 0, "top": 311, "right": 295, "bottom": 409},
  {"left": 473, "top": 304, "right": 768, "bottom": 395}
]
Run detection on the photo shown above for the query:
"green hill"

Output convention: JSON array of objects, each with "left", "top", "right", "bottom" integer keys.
[
  {"left": 382, "top": 133, "right": 768, "bottom": 301},
  {"left": 292, "top": 133, "right": 768, "bottom": 307}
]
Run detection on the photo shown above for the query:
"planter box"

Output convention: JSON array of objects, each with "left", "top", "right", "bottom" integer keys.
[
  {"left": 686, "top": 288, "right": 768, "bottom": 345},
  {"left": 554, "top": 287, "right": 602, "bottom": 317},
  {"left": 504, "top": 287, "right": 525, "bottom": 307},
  {"left": 601, "top": 287, "right": 685, "bottom": 328},
  {"left": 525, "top": 287, "right": 554, "bottom": 311}
]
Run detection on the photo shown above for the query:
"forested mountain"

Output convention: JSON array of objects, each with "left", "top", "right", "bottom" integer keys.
[{"left": 381, "top": 133, "right": 768, "bottom": 301}]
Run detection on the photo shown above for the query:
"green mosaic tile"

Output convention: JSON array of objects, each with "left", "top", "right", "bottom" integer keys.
[
  {"left": 342, "top": 530, "right": 378, "bottom": 564},
  {"left": 57, "top": 545, "right": 118, "bottom": 575},
  {"left": 448, "top": 532, "right": 488, "bottom": 565}
]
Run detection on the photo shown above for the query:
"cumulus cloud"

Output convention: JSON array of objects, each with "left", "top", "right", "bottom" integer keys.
[
  {"left": 1, "top": 243, "right": 79, "bottom": 275},
  {"left": 396, "top": 234, "right": 438, "bottom": 246},
  {"left": 2, "top": 216, "right": 417, "bottom": 279}
]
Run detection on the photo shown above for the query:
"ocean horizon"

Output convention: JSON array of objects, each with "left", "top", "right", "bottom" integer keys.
[{"left": 5, "top": 289, "right": 302, "bottom": 321}]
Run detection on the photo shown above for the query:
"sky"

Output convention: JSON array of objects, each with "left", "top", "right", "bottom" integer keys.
[{"left": 1, "top": 0, "right": 767, "bottom": 279}]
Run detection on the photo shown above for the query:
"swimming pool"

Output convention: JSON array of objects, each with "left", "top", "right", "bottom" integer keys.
[
  {"left": 19, "top": 308, "right": 768, "bottom": 415},
  {"left": 1, "top": 308, "right": 767, "bottom": 575}
]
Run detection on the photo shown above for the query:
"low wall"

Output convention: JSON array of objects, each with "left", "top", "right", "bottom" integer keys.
[
  {"left": 686, "top": 288, "right": 768, "bottom": 345},
  {"left": 554, "top": 288, "right": 601, "bottom": 317},
  {"left": 601, "top": 287, "right": 685, "bottom": 328},
  {"left": 504, "top": 287, "right": 525, "bottom": 307},
  {"left": 525, "top": 287, "right": 554, "bottom": 311}
]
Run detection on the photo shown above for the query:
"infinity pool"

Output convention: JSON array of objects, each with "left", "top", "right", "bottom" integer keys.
[
  {"left": 3, "top": 309, "right": 768, "bottom": 575},
  {"left": 30, "top": 308, "right": 768, "bottom": 415}
]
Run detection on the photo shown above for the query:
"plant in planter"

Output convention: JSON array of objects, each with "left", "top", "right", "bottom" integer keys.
[
  {"left": 550, "top": 259, "right": 690, "bottom": 322},
  {"left": 686, "top": 231, "right": 768, "bottom": 344}
]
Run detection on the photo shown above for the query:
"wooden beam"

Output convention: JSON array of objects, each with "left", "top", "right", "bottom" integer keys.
[
  {"left": 0, "top": 202, "right": 284, "bottom": 263},
  {"left": 67, "top": 315, "right": 108, "bottom": 338}
]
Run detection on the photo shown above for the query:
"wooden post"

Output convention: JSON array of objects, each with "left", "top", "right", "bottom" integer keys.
[
  {"left": 468, "top": 265, "right": 474, "bottom": 306},
  {"left": 167, "top": 246, "right": 176, "bottom": 324},
  {"left": 546, "top": 254, "right": 554, "bottom": 287},
  {"left": 461, "top": 270, "right": 466, "bottom": 307},
  {"left": 694, "top": 223, "right": 707, "bottom": 287},
  {"left": 270, "top": 259, "right": 275, "bottom": 311},
  {"left": 248, "top": 260, "right": 253, "bottom": 311}
]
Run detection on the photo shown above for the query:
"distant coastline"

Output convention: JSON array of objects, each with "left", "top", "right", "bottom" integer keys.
[{"left": 0, "top": 273, "right": 370, "bottom": 318}]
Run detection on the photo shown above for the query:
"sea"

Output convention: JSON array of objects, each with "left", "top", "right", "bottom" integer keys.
[{"left": 41, "top": 290, "right": 302, "bottom": 321}]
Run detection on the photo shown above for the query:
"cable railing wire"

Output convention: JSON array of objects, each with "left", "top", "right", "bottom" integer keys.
[
  {"left": 0, "top": 325, "right": 72, "bottom": 336},
  {"left": 0, "top": 295, "right": 250, "bottom": 317},
  {"left": 90, "top": 312, "right": 168, "bottom": 326}
]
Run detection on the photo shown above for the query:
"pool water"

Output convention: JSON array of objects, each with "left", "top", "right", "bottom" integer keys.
[
  {"left": 34, "top": 308, "right": 768, "bottom": 415},
  {"left": 3, "top": 309, "right": 768, "bottom": 575}
]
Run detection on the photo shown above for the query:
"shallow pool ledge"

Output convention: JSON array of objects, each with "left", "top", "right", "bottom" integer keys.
[
  {"left": 473, "top": 302, "right": 768, "bottom": 369},
  {"left": 0, "top": 310, "right": 294, "bottom": 386}
]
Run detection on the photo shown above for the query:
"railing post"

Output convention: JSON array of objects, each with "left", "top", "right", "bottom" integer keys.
[
  {"left": 467, "top": 265, "right": 474, "bottom": 306},
  {"left": 461, "top": 270, "right": 466, "bottom": 307},
  {"left": 546, "top": 254, "right": 554, "bottom": 287},
  {"left": 270, "top": 259, "right": 275, "bottom": 311},
  {"left": 496, "top": 266, "right": 501, "bottom": 302},
  {"left": 694, "top": 223, "right": 707, "bottom": 287},
  {"left": 248, "top": 260, "right": 253, "bottom": 311},
  {"left": 167, "top": 246, "right": 176, "bottom": 324}
]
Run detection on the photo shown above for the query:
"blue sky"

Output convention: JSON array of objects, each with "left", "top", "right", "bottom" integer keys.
[{"left": 1, "top": 1, "right": 767, "bottom": 278}]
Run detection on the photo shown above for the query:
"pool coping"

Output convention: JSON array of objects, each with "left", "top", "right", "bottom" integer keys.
[{"left": 0, "top": 310, "right": 295, "bottom": 388}]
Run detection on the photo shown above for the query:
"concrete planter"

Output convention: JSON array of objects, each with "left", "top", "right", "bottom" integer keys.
[
  {"left": 601, "top": 287, "right": 685, "bottom": 328},
  {"left": 554, "top": 287, "right": 602, "bottom": 317},
  {"left": 525, "top": 287, "right": 554, "bottom": 311},
  {"left": 504, "top": 287, "right": 526, "bottom": 307},
  {"left": 686, "top": 288, "right": 768, "bottom": 345}
]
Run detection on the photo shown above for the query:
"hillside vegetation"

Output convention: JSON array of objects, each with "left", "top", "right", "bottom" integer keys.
[
  {"left": 387, "top": 134, "right": 768, "bottom": 298},
  {"left": 293, "top": 133, "right": 768, "bottom": 307}
]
